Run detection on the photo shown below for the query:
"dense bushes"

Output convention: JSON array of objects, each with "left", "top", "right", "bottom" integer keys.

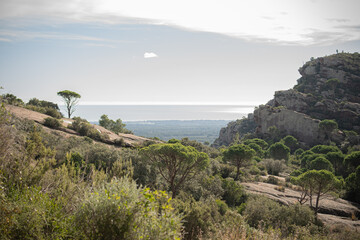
[
  {"left": 263, "top": 159, "right": 286, "bottom": 176},
  {"left": 243, "top": 195, "right": 316, "bottom": 235},
  {"left": 75, "top": 178, "right": 182, "bottom": 240},
  {"left": 268, "top": 142, "right": 290, "bottom": 161},
  {"left": 44, "top": 117, "right": 62, "bottom": 129},
  {"left": 70, "top": 117, "right": 109, "bottom": 142},
  {"left": 25, "top": 98, "right": 63, "bottom": 119},
  {"left": 99, "top": 114, "right": 132, "bottom": 134}
]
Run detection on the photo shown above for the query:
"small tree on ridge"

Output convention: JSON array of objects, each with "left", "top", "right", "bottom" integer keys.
[{"left": 57, "top": 90, "right": 81, "bottom": 118}]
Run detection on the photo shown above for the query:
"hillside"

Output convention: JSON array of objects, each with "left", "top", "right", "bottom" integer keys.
[
  {"left": 5, "top": 104, "right": 155, "bottom": 147},
  {"left": 213, "top": 53, "right": 360, "bottom": 147}
]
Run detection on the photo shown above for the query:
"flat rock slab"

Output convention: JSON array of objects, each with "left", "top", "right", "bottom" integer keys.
[{"left": 242, "top": 181, "right": 360, "bottom": 230}]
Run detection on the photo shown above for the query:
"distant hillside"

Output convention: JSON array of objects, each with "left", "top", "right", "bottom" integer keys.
[{"left": 213, "top": 52, "right": 360, "bottom": 147}]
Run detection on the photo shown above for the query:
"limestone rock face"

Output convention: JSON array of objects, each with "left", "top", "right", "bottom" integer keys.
[
  {"left": 253, "top": 105, "right": 323, "bottom": 145},
  {"left": 213, "top": 53, "right": 360, "bottom": 147},
  {"left": 212, "top": 114, "right": 256, "bottom": 147},
  {"left": 273, "top": 89, "right": 313, "bottom": 112}
]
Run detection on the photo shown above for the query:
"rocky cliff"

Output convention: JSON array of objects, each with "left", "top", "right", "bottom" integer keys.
[{"left": 213, "top": 53, "right": 360, "bottom": 147}]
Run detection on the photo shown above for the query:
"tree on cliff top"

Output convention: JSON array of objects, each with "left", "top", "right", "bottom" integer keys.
[{"left": 57, "top": 90, "right": 81, "bottom": 118}]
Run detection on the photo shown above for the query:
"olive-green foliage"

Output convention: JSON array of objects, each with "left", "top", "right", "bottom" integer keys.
[
  {"left": 141, "top": 143, "right": 209, "bottom": 198},
  {"left": 26, "top": 98, "right": 62, "bottom": 118},
  {"left": 168, "top": 138, "right": 180, "bottom": 144},
  {"left": 2, "top": 93, "right": 24, "bottom": 106},
  {"left": 309, "top": 156, "right": 334, "bottom": 172},
  {"left": 173, "top": 192, "right": 223, "bottom": 240},
  {"left": 22, "top": 125, "right": 56, "bottom": 187},
  {"left": 310, "top": 145, "right": 340, "bottom": 155},
  {"left": 223, "top": 144, "right": 255, "bottom": 180},
  {"left": 345, "top": 166, "right": 360, "bottom": 204},
  {"left": 319, "top": 119, "right": 338, "bottom": 133},
  {"left": 26, "top": 105, "right": 63, "bottom": 119},
  {"left": 27, "top": 98, "right": 59, "bottom": 109},
  {"left": 243, "top": 138, "right": 268, "bottom": 150},
  {"left": 268, "top": 142, "right": 290, "bottom": 161},
  {"left": 292, "top": 170, "right": 343, "bottom": 215},
  {"left": 281, "top": 135, "right": 299, "bottom": 153},
  {"left": 57, "top": 90, "right": 81, "bottom": 118},
  {"left": 75, "top": 178, "right": 182, "bottom": 240},
  {"left": 290, "top": 168, "right": 308, "bottom": 177},
  {"left": 300, "top": 150, "right": 322, "bottom": 168},
  {"left": 247, "top": 143, "right": 264, "bottom": 157},
  {"left": 243, "top": 195, "right": 315, "bottom": 234},
  {"left": 84, "top": 144, "right": 123, "bottom": 170},
  {"left": 221, "top": 178, "right": 247, "bottom": 207},
  {"left": 182, "top": 174, "right": 224, "bottom": 201},
  {"left": 99, "top": 114, "right": 132, "bottom": 134},
  {"left": 67, "top": 152, "right": 84, "bottom": 168},
  {"left": 325, "top": 151, "right": 344, "bottom": 175},
  {"left": 70, "top": 117, "right": 109, "bottom": 142},
  {"left": 181, "top": 137, "right": 220, "bottom": 158},
  {"left": 262, "top": 159, "right": 286, "bottom": 176},
  {"left": 344, "top": 151, "right": 360, "bottom": 172},
  {"left": 294, "top": 148, "right": 304, "bottom": 159},
  {"left": 3, "top": 187, "right": 72, "bottom": 240},
  {"left": 44, "top": 117, "right": 62, "bottom": 129}
]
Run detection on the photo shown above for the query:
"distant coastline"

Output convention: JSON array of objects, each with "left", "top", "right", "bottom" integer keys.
[{"left": 59, "top": 105, "right": 255, "bottom": 122}]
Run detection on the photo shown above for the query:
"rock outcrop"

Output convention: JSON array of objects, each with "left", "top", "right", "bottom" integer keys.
[
  {"left": 213, "top": 53, "right": 360, "bottom": 147},
  {"left": 253, "top": 105, "right": 323, "bottom": 146},
  {"left": 212, "top": 114, "right": 256, "bottom": 147}
]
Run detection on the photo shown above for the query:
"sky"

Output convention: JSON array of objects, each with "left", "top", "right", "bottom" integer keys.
[{"left": 0, "top": 0, "right": 360, "bottom": 106}]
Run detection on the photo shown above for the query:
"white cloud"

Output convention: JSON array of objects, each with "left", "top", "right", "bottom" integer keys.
[
  {"left": 0, "top": 0, "right": 360, "bottom": 45},
  {"left": 0, "top": 37, "right": 11, "bottom": 42},
  {"left": 0, "top": 30, "right": 123, "bottom": 44},
  {"left": 144, "top": 52, "right": 158, "bottom": 58}
]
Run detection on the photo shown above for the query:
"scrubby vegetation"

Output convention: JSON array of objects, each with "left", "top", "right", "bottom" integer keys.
[
  {"left": 1, "top": 99, "right": 360, "bottom": 240},
  {"left": 1, "top": 82, "right": 360, "bottom": 239}
]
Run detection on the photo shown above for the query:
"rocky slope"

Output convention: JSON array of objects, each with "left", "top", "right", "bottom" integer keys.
[
  {"left": 213, "top": 53, "right": 360, "bottom": 147},
  {"left": 5, "top": 104, "right": 156, "bottom": 147},
  {"left": 242, "top": 181, "right": 360, "bottom": 230}
]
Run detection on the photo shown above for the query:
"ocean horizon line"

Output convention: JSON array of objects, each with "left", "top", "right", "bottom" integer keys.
[{"left": 58, "top": 102, "right": 262, "bottom": 107}]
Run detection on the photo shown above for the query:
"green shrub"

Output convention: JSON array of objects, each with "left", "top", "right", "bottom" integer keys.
[
  {"left": 294, "top": 148, "right": 304, "bottom": 159},
  {"left": 4, "top": 187, "right": 71, "bottom": 240},
  {"left": 114, "top": 137, "right": 126, "bottom": 147},
  {"left": 309, "top": 156, "right": 334, "bottom": 172},
  {"left": 243, "top": 138, "right": 268, "bottom": 149},
  {"left": 263, "top": 159, "right": 286, "bottom": 176},
  {"left": 173, "top": 193, "right": 222, "bottom": 240},
  {"left": 265, "top": 175, "right": 279, "bottom": 185},
  {"left": 27, "top": 98, "right": 59, "bottom": 110},
  {"left": 221, "top": 178, "right": 247, "bottom": 207},
  {"left": 268, "top": 142, "right": 290, "bottom": 161},
  {"left": 25, "top": 105, "right": 63, "bottom": 119},
  {"left": 243, "top": 195, "right": 315, "bottom": 235},
  {"left": 281, "top": 135, "right": 299, "bottom": 153},
  {"left": 70, "top": 117, "right": 109, "bottom": 142},
  {"left": 345, "top": 166, "right": 360, "bottom": 204},
  {"left": 2, "top": 93, "right": 24, "bottom": 106},
  {"left": 310, "top": 145, "right": 340, "bottom": 155},
  {"left": 44, "top": 117, "right": 62, "bottom": 129},
  {"left": 75, "top": 178, "right": 182, "bottom": 240}
]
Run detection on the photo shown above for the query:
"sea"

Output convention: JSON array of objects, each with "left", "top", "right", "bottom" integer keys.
[{"left": 59, "top": 105, "right": 256, "bottom": 122}]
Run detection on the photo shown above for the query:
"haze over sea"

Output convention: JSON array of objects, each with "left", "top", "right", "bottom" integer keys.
[{"left": 60, "top": 105, "right": 256, "bottom": 122}]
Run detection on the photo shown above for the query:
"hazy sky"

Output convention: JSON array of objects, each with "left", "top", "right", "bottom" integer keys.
[{"left": 0, "top": 0, "right": 359, "bottom": 105}]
